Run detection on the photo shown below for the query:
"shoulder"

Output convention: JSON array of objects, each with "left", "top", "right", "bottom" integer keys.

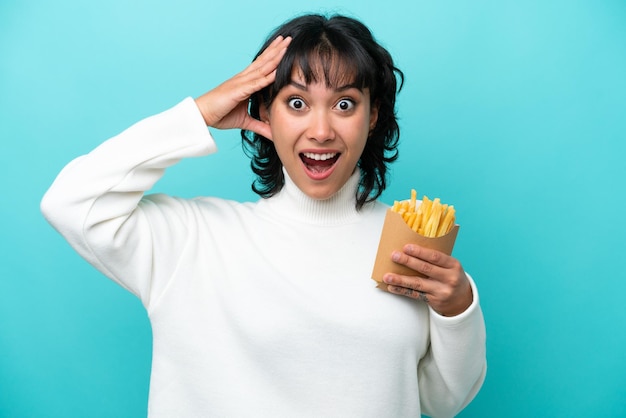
[
  {"left": 139, "top": 193, "right": 258, "bottom": 226},
  {"left": 362, "top": 200, "right": 390, "bottom": 222},
  {"left": 141, "top": 193, "right": 256, "bottom": 213},
  {"left": 369, "top": 200, "right": 390, "bottom": 213}
]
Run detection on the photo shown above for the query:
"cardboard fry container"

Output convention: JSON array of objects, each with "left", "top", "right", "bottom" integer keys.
[{"left": 371, "top": 209, "right": 459, "bottom": 291}]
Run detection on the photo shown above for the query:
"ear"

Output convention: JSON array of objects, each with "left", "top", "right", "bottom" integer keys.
[
  {"left": 257, "top": 103, "right": 273, "bottom": 142},
  {"left": 259, "top": 103, "right": 270, "bottom": 123},
  {"left": 369, "top": 101, "right": 380, "bottom": 132}
]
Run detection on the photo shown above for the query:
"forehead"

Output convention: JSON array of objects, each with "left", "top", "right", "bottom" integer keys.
[{"left": 288, "top": 53, "right": 360, "bottom": 89}]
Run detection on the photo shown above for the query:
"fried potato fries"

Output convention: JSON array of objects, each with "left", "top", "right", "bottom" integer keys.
[{"left": 391, "top": 189, "right": 456, "bottom": 238}]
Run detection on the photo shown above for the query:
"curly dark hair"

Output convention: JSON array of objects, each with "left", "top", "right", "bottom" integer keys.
[{"left": 241, "top": 14, "right": 404, "bottom": 209}]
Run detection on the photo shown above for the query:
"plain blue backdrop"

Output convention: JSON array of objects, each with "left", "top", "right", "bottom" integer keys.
[{"left": 1, "top": 0, "right": 625, "bottom": 417}]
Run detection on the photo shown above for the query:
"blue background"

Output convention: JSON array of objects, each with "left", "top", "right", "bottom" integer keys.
[{"left": 2, "top": 0, "right": 625, "bottom": 416}]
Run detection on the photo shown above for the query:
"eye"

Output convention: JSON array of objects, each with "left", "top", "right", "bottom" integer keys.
[
  {"left": 336, "top": 99, "right": 355, "bottom": 111},
  {"left": 287, "top": 97, "right": 306, "bottom": 110}
]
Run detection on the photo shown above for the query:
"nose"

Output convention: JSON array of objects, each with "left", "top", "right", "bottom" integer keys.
[{"left": 306, "top": 110, "right": 335, "bottom": 143}]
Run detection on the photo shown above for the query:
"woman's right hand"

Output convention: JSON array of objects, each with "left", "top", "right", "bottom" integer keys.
[{"left": 194, "top": 35, "right": 291, "bottom": 140}]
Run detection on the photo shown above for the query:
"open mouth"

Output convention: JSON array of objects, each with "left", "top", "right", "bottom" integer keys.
[{"left": 300, "top": 152, "right": 340, "bottom": 175}]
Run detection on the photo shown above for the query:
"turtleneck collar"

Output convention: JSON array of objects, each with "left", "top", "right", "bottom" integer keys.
[{"left": 256, "top": 168, "right": 365, "bottom": 226}]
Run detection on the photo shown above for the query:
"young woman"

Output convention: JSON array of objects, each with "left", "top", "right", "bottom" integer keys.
[{"left": 42, "top": 14, "right": 486, "bottom": 418}]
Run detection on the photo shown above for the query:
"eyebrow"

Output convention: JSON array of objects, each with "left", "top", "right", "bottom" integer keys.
[{"left": 288, "top": 80, "right": 360, "bottom": 92}]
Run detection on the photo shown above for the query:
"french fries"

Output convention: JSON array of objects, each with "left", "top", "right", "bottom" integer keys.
[{"left": 390, "top": 189, "right": 456, "bottom": 238}]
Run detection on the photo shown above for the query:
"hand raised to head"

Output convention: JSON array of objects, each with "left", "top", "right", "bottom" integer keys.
[{"left": 195, "top": 35, "right": 292, "bottom": 139}]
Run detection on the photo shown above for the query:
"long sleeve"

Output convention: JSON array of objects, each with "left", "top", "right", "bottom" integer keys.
[
  {"left": 41, "top": 97, "right": 486, "bottom": 417},
  {"left": 418, "top": 275, "right": 487, "bottom": 417},
  {"left": 40, "top": 98, "right": 217, "bottom": 307}
]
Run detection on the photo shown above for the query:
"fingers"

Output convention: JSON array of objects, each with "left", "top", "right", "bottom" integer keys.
[
  {"left": 243, "top": 118, "right": 273, "bottom": 140},
  {"left": 242, "top": 35, "right": 291, "bottom": 77},
  {"left": 237, "top": 35, "right": 292, "bottom": 97},
  {"left": 386, "top": 286, "right": 431, "bottom": 303},
  {"left": 383, "top": 273, "right": 439, "bottom": 300},
  {"left": 195, "top": 35, "right": 291, "bottom": 129},
  {"left": 385, "top": 272, "right": 472, "bottom": 317},
  {"left": 391, "top": 244, "right": 458, "bottom": 280},
  {"left": 382, "top": 244, "right": 472, "bottom": 316}
]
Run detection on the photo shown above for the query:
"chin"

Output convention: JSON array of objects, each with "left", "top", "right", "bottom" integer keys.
[{"left": 301, "top": 185, "right": 340, "bottom": 201}]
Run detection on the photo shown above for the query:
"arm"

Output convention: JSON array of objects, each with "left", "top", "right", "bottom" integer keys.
[
  {"left": 41, "top": 99, "right": 217, "bottom": 305},
  {"left": 383, "top": 247, "right": 487, "bottom": 416},
  {"left": 41, "top": 36, "right": 292, "bottom": 306},
  {"left": 418, "top": 277, "right": 486, "bottom": 417}
]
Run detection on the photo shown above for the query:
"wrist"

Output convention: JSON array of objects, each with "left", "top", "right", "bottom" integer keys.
[{"left": 438, "top": 284, "right": 473, "bottom": 317}]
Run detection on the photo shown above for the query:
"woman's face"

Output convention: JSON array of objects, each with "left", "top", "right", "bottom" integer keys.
[{"left": 262, "top": 67, "right": 378, "bottom": 201}]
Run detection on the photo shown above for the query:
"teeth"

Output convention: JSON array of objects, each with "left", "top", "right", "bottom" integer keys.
[{"left": 302, "top": 152, "right": 337, "bottom": 161}]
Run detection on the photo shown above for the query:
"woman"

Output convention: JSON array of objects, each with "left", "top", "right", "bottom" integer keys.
[{"left": 42, "top": 14, "right": 486, "bottom": 418}]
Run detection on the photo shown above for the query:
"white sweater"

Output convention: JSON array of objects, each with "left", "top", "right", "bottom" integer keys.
[{"left": 41, "top": 98, "right": 486, "bottom": 418}]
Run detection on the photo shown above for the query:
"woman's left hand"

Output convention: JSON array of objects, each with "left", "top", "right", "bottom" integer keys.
[{"left": 383, "top": 244, "right": 473, "bottom": 317}]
